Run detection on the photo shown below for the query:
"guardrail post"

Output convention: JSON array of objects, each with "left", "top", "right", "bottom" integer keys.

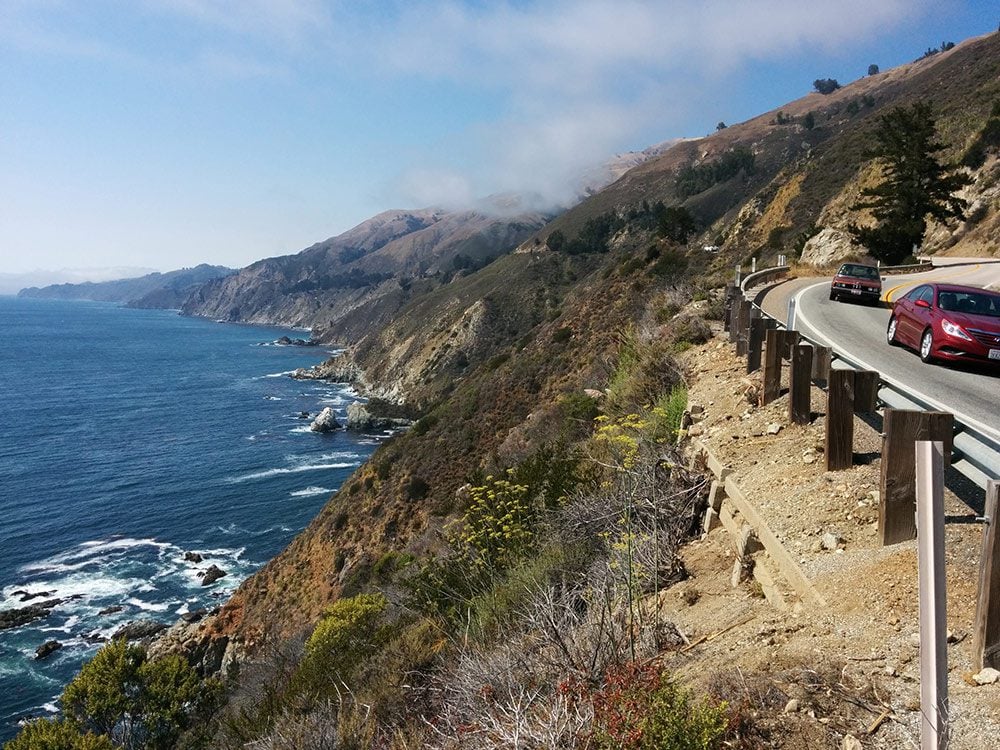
[
  {"left": 880, "top": 410, "right": 954, "bottom": 546},
  {"left": 781, "top": 329, "right": 799, "bottom": 361},
  {"left": 735, "top": 301, "right": 753, "bottom": 357},
  {"left": 735, "top": 264, "right": 742, "bottom": 286},
  {"left": 915, "top": 440, "right": 948, "bottom": 750},
  {"left": 747, "top": 317, "right": 774, "bottom": 374},
  {"left": 853, "top": 370, "right": 880, "bottom": 414},
  {"left": 751, "top": 257, "right": 757, "bottom": 273},
  {"left": 762, "top": 329, "right": 782, "bottom": 405},
  {"left": 811, "top": 346, "right": 831, "bottom": 387},
  {"left": 728, "top": 292, "right": 743, "bottom": 343},
  {"left": 974, "top": 480, "right": 1000, "bottom": 671},
  {"left": 723, "top": 284, "right": 739, "bottom": 333},
  {"left": 826, "top": 369, "right": 855, "bottom": 471},
  {"left": 786, "top": 296, "right": 797, "bottom": 330},
  {"left": 789, "top": 344, "right": 813, "bottom": 424}
]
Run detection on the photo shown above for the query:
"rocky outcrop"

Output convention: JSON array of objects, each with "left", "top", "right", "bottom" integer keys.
[
  {"left": 201, "top": 565, "right": 228, "bottom": 586},
  {"left": 0, "top": 599, "right": 61, "bottom": 630},
  {"left": 344, "top": 401, "right": 413, "bottom": 431},
  {"left": 184, "top": 551, "right": 203, "bottom": 563},
  {"left": 35, "top": 640, "right": 62, "bottom": 660},
  {"left": 274, "top": 336, "right": 317, "bottom": 347},
  {"left": 310, "top": 408, "right": 341, "bottom": 433},
  {"left": 292, "top": 354, "right": 362, "bottom": 384},
  {"left": 113, "top": 619, "right": 168, "bottom": 642},
  {"left": 147, "top": 619, "right": 232, "bottom": 678},
  {"left": 800, "top": 227, "right": 861, "bottom": 267}
]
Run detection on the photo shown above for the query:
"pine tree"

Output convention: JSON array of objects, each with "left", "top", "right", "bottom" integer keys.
[{"left": 848, "top": 102, "right": 970, "bottom": 263}]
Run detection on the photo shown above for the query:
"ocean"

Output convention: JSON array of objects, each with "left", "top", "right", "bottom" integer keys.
[{"left": 0, "top": 297, "right": 377, "bottom": 740}]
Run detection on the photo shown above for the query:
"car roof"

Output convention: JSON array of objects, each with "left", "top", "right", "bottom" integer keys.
[
  {"left": 929, "top": 283, "right": 1000, "bottom": 294},
  {"left": 839, "top": 263, "right": 877, "bottom": 269}
]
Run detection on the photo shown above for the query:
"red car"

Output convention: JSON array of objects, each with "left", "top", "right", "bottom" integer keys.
[
  {"left": 830, "top": 263, "right": 882, "bottom": 304},
  {"left": 887, "top": 283, "right": 1000, "bottom": 364}
]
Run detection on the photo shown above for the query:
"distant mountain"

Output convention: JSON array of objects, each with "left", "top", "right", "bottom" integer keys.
[
  {"left": 0, "top": 267, "right": 157, "bottom": 296},
  {"left": 181, "top": 205, "right": 554, "bottom": 336},
  {"left": 18, "top": 264, "right": 235, "bottom": 307}
]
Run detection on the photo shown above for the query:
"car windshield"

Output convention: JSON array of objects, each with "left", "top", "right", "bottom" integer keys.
[
  {"left": 841, "top": 265, "right": 879, "bottom": 280},
  {"left": 937, "top": 289, "right": 1000, "bottom": 317}
]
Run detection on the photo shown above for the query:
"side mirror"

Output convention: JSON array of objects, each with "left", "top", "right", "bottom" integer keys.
[{"left": 915, "top": 299, "right": 931, "bottom": 309}]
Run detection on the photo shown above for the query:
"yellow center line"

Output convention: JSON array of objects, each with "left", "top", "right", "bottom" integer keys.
[{"left": 883, "top": 263, "right": 982, "bottom": 303}]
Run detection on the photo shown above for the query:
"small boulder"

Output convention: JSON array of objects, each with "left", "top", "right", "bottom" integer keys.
[
  {"left": 34, "top": 640, "right": 62, "bottom": 660},
  {"left": 783, "top": 698, "right": 800, "bottom": 713},
  {"left": 180, "top": 608, "right": 208, "bottom": 624},
  {"left": 821, "top": 532, "right": 842, "bottom": 551},
  {"left": 973, "top": 667, "right": 1000, "bottom": 685},
  {"left": 98, "top": 605, "right": 124, "bottom": 616},
  {"left": 184, "top": 551, "right": 203, "bottom": 564},
  {"left": 201, "top": 565, "right": 227, "bottom": 586},
  {"left": 842, "top": 735, "right": 863, "bottom": 750},
  {"left": 310, "top": 407, "right": 341, "bottom": 433}
]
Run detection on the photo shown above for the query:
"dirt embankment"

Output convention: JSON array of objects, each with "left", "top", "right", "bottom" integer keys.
[{"left": 655, "top": 331, "right": 1000, "bottom": 749}]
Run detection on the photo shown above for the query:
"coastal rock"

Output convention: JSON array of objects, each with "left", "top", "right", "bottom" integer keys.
[
  {"left": 274, "top": 336, "right": 317, "bottom": 347},
  {"left": 344, "top": 401, "right": 413, "bottom": 431},
  {"left": 82, "top": 631, "right": 108, "bottom": 644},
  {"left": 310, "top": 407, "right": 341, "bottom": 433},
  {"left": 148, "top": 619, "right": 232, "bottom": 677},
  {"left": 113, "top": 619, "right": 168, "bottom": 642},
  {"left": 201, "top": 565, "right": 227, "bottom": 586},
  {"left": 35, "top": 640, "right": 62, "bottom": 660},
  {"left": 298, "top": 411, "right": 311, "bottom": 419},
  {"left": 12, "top": 590, "right": 54, "bottom": 603},
  {"left": 292, "top": 354, "right": 362, "bottom": 383},
  {"left": 181, "top": 608, "right": 208, "bottom": 624},
  {"left": 98, "top": 605, "right": 124, "bottom": 616},
  {"left": 0, "top": 599, "right": 62, "bottom": 631},
  {"left": 184, "top": 551, "right": 204, "bottom": 564}
]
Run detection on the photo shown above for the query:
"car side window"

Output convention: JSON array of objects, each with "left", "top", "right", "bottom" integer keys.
[
  {"left": 917, "top": 287, "right": 934, "bottom": 305},
  {"left": 904, "top": 286, "right": 927, "bottom": 302}
]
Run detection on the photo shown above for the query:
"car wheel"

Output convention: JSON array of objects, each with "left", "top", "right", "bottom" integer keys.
[
  {"left": 919, "top": 328, "right": 935, "bottom": 363},
  {"left": 887, "top": 317, "right": 899, "bottom": 346},
  {"left": 829, "top": 290, "right": 837, "bottom": 301}
]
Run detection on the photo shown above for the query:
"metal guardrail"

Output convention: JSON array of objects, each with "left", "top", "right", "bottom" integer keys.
[{"left": 739, "top": 267, "right": 1000, "bottom": 489}]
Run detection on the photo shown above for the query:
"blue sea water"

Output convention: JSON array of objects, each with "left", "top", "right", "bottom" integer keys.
[{"left": 0, "top": 297, "right": 378, "bottom": 740}]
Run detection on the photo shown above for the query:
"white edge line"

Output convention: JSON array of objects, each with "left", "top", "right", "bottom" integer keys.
[{"left": 793, "top": 281, "right": 1000, "bottom": 445}]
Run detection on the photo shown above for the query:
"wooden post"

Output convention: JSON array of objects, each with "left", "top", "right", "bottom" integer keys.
[
  {"left": 789, "top": 344, "right": 813, "bottom": 424},
  {"left": 974, "top": 480, "right": 1000, "bottom": 671},
  {"left": 811, "top": 346, "right": 831, "bottom": 386},
  {"left": 781, "top": 329, "right": 799, "bottom": 361},
  {"left": 853, "top": 370, "right": 880, "bottom": 415},
  {"left": 735, "top": 300, "right": 753, "bottom": 357},
  {"left": 746, "top": 317, "right": 770, "bottom": 374},
  {"left": 915, "top": 440, "right": 948, "bottom": 750},
  {"left": 826, "top": 369, "right": 855, "bottom": 471},
  {"left": 762, "top": 329, "right": 782, "bottom": 406},
  {"left": 728, "top": 293, "right": 742, "bottom": 343},
  {"left": 879, "top": 410, "right": 954, "bottom": 546},
  {"left": 723, "top": 284, "right": 739, "bottom": 333}
]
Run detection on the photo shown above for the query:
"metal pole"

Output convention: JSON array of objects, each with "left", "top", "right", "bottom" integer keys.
[
  {"left": 751, "top": 257, "right": 757, "bottom": 273},
  {"left": 786, "top": 296, "right": 797, "bottom": 331},
  {"left": 915, "top": 440, "right": 948, "bottom": 750},
  {"left": 734, "top": 264, "right": 742, "bottom": 286}
]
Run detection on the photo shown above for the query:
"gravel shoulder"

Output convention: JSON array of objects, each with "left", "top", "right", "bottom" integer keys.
[{"left": 654, "top": 330, "right": 1000, "bottom": 749}]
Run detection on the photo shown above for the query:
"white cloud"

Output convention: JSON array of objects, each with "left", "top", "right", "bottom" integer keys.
[{"left": 143, "top": 0, "right": 335, "bottom": 45}]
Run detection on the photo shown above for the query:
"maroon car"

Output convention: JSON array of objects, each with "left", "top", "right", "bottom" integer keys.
[
  {"left": 829, "top": 262, "right": 882, "bottom": 304},
  {"left": 887, "top": 283, "right": 1000, "bottom": 364}
]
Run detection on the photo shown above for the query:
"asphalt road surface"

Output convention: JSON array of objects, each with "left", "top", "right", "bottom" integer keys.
[{"left": 762, "top": 260, "right": 1000, "bottom": 443}]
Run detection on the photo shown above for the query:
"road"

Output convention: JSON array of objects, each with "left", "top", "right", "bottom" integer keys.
[{"left": 760, "top": 260, "right": 1000, "bottom": 444}]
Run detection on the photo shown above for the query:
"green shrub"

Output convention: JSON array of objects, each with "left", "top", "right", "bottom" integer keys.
[
  {"left": 552, "top": 326, "right": 573, "bottom": 343},
  {"left": 649, "top": 387, "right": 688, "bottom": 443},
  {"left": 299, "top": 594, "right": 392, "bottom": 689},
  {"left": 59, "top": 640, "right": 216, "bottom": 750},
  {"left": 4, "top": 719, "right": 114, "bottom": 750},
  {"left": 590, "top": 663, "right": 728, "bottom": 750},
  {"left": 405, "top": 476, "right": 430, "bottom": 501}
]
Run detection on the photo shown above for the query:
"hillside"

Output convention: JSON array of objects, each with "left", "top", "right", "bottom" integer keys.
[
  {"left": 17, "top": 29, "right": 1000, "bottom": 750},
  {"left": 180, "top": 204, "right": 556, "bottom": 338},
  {"left": 17, "top": 264, "right": 235, "bottom": 307}
]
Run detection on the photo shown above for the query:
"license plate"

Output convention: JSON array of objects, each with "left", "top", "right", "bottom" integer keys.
[
  {"left": 990, "top": 349, "right": 1000, "bottom": 361},
  {"left": 851, "top": 289, "right": 861, "bottom": 295}
]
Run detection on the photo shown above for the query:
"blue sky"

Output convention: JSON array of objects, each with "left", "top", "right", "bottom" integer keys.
[{"left": 0, "top": 0, "right": 997, "bottom": 274}]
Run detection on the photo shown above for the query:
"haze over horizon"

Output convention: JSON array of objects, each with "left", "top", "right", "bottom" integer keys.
[{"left": 1, "top": 0, "right": 996, "bottom": 275}]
